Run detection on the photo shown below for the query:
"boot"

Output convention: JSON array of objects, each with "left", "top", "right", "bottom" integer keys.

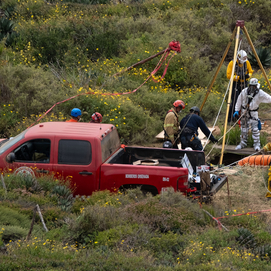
[
  {"left": 254, "top": 144, "right": 261, "bottom": 152},
  {"left": 235, "top": 144, "right": 244, "bottom": 150}
]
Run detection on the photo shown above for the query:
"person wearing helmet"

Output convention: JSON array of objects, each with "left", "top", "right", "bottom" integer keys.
[
  {"left": 163, "top": 100, "right": 185, "bottom": 148},
  {"left": 233, "top": 78, "right": 271, "bottom": 151},
  {"left": 66, "top": 108, "right": 82, "bottom": 122},
  {"left": 90, "top": 112, "right": 103, "bottom": 123},
  {"left": 179, "top": 106, "right": 218, "bottom": 150},
  {"left": 227, "top": 50, "right": 254, "bottom": 123}
]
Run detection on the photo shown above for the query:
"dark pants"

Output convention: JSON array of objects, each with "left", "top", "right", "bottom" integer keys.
[
  {"left": 228, "top": 81, "right": 247, "bottom": 123},
  {"left": 180, "top": 134, "right": 203, "bottom": 150}
]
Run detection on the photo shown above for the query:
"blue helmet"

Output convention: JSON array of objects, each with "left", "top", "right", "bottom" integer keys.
[{"left": 71, "top": 108, "right": 82, "bottom": 117}]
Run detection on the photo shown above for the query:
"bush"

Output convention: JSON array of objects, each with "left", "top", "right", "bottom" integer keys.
[
  {"left": 0, "top": 225, "right": 28, "bottom": 243},
  {"left": 248, "top": 47, "right": 271, "bottom": 69},
  {"left": 0, "top": 64, "right": 69, "bottom": 137},
  {"left": 67, "top": 205, "right": 125, "bottom": 244},
  {"left": 0, "top": 206, "right": 33, "bottom": 229}
]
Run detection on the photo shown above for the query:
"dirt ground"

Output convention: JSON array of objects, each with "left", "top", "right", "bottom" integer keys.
[
  {"left": 212, "top": 165, "right": 271, "bottom": 228},
  {"left": 212, "top": 105, "right": 271, "bottom": 223},
  {"left": 259, "top": 107, "right": 271, "bottom": 143}
]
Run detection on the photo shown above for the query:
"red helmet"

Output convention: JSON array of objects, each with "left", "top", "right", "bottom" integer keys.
[
  {"left": 173, "top": 100, "right": 185, "bottom": 110},
  {"left": 91, "top": 112, "right": 103, "bottom": 123}
]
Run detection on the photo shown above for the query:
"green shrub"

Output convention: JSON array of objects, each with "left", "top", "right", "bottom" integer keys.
[
  {"left": 0, "top": 64, "right": 68, "bottom": 136},
  {"left": 51, "top": 185, "right": 74, "bottom": 211},
  {"left": 0, "top": 206, "right": 32, "bottom": 229},
  {"left": 236, "top": 227, "right": 256, "bottom": 249},
  {"left": 147, "top": 231, "right": 185, "bottom": 256},
  {"left": 95, "top": 224, "right": 140, "bottom": 248},
  {"left": 67, "top": 205, "right": 125, "bottom": 244},
  {"left": 248, "top": 47, "right": 271, "bottom": 69},
  {"left": 127, "top": 194, "right": 207, "bottom": 234},
  {"left": 0, "top": 225, "right": 28, "bottom": 243}
]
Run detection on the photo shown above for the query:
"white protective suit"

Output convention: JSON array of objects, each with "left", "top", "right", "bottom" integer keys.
[{"left": 235, "top": 87, "right": 271, "bottom": 151}]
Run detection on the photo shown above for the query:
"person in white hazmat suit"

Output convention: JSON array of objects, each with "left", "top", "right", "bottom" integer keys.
[{"left": 233, "top": 78, "right": 271, "bottom": 151}]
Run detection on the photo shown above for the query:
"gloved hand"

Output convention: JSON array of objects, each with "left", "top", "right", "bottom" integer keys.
[{"left": 233, "top": 111, "right": 239, "bottom": 118}]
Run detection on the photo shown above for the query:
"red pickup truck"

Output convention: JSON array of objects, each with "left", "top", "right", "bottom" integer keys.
[{"left": 0, "top": 122, "right": 226, "bottom": 196}]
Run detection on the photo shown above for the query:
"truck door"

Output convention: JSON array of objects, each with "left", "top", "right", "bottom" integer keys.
[
  {"left": 54, "top": 139, "right": 97, "bottom": 196},
  {"left": 9, "top": 138, "right": 53, "bottom": 176}
]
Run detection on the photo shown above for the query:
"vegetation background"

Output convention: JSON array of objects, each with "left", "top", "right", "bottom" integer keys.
[
  {"left": 1, "top": 0, "right": 271, "bottom": 269},
  {"left": 1, "top": 0, "right": 271, "bottom": 145}
]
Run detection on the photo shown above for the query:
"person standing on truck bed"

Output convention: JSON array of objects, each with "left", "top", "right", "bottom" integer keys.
[
  {"left": 163, "top": 100, "right": 185, "bottom": 148},
  {"left": 90, "top": 112, "right": 103, "bottom": 123},
  {"left": 66, "top": 108, "right": 82, "bottom": 122},
  {"left": 179, "top": 106, "right": 218, "bottom": 150}
]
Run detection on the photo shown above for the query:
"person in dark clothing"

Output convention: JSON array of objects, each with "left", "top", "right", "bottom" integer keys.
[{"left": 179, "top": 106, "right": 218, "bottom": 150}]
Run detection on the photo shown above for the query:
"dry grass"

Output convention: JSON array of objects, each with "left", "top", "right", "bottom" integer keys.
[{"left": 214, "top": 165, "right": 271, "bottom": 221}]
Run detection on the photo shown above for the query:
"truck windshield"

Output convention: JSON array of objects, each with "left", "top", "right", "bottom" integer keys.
[
  {"left": 101, "top": 129, "right": 121, "bottom": 162},
  {"left": 0, "top": 130, "right": 26, "bottom": 155}
]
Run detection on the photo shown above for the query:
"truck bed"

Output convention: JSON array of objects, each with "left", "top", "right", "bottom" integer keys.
[{"left": 105, "top": 146, "right": 205, "bottom": 172}]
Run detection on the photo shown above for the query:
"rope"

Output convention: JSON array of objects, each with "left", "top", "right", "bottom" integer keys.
[
  {"left": 205, "top": 110, "right": 246, "bottom": 159},
  {"left": 202, "top": 80, "right": 230, "bottom": 151},
  {"left": 215, "top": 208, "right": 271, "bottom": 220},
  {"left": 172, "top": 112, "right": 194, "bottom": 147},
  {"left": 28, "top": 45, "right": 179, "bottom": 129},
  {"left": 151, "top": 51, "right": 177, "bottom": 83}
]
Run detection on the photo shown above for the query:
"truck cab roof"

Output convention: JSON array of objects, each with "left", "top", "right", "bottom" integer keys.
[{"left": 25, "top": 122, "right": 117, "bottom": 140}]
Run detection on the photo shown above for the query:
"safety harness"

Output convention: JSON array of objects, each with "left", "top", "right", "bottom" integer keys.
[
  {"left": 180, "top": 113, "right": 197, "bottom": 142},
  {"left": 242, "top": 87, "right": 259, "bottom": 121},
  {"left": 234, "top": 61, "right": 248, "bottom": 82}
]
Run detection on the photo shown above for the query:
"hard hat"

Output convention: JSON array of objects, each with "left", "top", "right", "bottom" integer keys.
[
  {"left": 190, "top": 106, "right": 200, "bottom": 114},
  {"left": 249, "top": 78, "right": 258, "bottom": 86},
  {"left": 163, "top": 141, "right": 173, "bottom": 148},
  {"left": 237, "top": 50, "right": 247, "bottom": 64},
  {"left": 71, "top": 108, "right": 82, "bottom": 117},
  {"left": 173, "top": 100, "right": 185, "bottom": 109},
  {"left": 92, "top": 112, "right": 103, "bottom": 123}
]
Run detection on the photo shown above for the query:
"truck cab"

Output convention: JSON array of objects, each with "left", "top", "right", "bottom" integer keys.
[{"left": 0, "top": 122, "right": 120, "bottom": 195}]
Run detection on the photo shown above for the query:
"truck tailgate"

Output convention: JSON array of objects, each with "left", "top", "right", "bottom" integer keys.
[{"left": 100, "top": 164, "right": 189, "bottom": 194}]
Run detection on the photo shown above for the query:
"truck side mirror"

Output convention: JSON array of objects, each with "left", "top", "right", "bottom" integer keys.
[{"left": 6, "top": 152, "right": 16, "bottom": 163}]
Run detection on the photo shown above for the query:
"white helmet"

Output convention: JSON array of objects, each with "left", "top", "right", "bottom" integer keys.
[
  {"left": 237, "top": 50, "right": 247, "bottom": 64},
  {"left": 248, "top": 78, "right": 260, "bottom": 93},
  {"left": 249, "top": 78, "right": 258, "bottom": 85}
]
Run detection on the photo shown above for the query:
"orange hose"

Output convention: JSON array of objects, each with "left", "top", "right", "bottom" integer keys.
[{"left": 238, "top": 155, "right": 271, "bottom": 166}]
